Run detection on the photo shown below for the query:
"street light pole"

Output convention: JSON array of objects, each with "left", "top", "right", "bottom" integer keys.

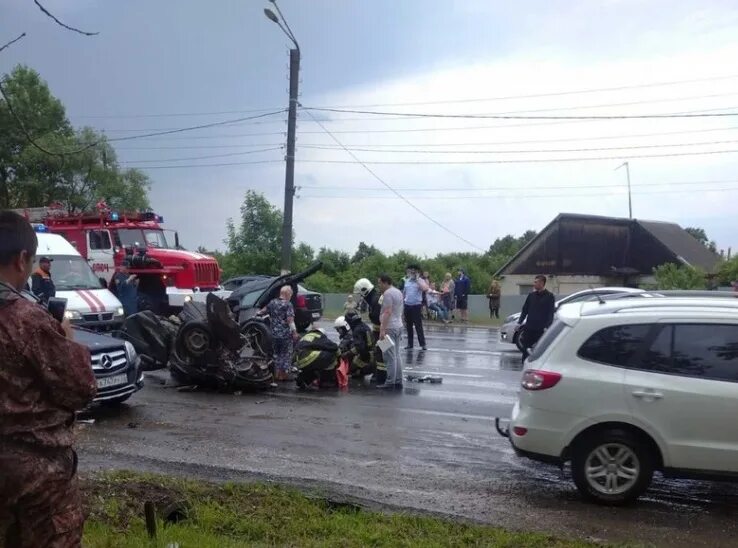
[
  {"left": 264, "top": 1, "right": 300, "bottom": 274},
  {"left": 616, "top": 161, "right": 632, "bottom": 219}
]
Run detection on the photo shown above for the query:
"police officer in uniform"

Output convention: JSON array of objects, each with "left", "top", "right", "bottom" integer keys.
[
  {"left": 0, "top": 211, "right": 97, "bottom": 548},
  {"left": 353, "top": 278, "right": 387, "bottom": 384}
]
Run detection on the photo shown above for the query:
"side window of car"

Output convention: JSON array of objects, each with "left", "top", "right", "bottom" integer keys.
[
  {"left": 578, "top": 324, "right": 652, "bottom": 366},
  {"left": 671, "top": 324, "right": 738, "bottom": 382},
  {"left": 638, "top": 325, "right": 673, "bottom": 373}
]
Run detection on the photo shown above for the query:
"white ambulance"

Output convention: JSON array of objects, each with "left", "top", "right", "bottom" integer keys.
[{"left": 31, "top": 229, "right": 125, "bottom": 330}]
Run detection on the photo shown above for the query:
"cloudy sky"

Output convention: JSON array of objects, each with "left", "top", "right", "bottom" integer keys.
[{"left": 3, "top": 0, "right": 738, "bottom": 256}]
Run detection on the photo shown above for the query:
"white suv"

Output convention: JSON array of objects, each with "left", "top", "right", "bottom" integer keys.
[{"left": 497, "top": 297, "right": 738, "bottom": 505}]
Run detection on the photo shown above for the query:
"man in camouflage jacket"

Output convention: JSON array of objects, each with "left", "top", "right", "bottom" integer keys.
[{"left": 0, "top": 211, "right": 97, "bottom": 548}]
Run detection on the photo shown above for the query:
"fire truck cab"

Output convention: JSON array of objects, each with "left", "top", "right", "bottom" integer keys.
[{"left": 19, "top": 207, "right": 226, "bottom": 314}]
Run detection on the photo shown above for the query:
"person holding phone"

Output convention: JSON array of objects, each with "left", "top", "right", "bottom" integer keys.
[{"left": 0, "top": 211, "right": 97, "bottom": 548}]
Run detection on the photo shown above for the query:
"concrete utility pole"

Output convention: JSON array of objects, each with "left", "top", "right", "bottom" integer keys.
[
  {"left": 616, "top": 161, "right": 632, "bottom": 219},
  {"left": 264, "top": 1, "right": 300, "bottom": 274}
]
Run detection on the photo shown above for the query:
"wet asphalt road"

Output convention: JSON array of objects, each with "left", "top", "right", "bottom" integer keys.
[{"left": 78, "top": 323, "right": 738, "bottom": 546}]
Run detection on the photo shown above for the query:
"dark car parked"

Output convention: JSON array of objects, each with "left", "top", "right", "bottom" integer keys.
[
  {"left": 74, "top": 327, "right": 144, "bottom": 405},
  {"left": 21, "top": 290, "right": 144, "bottom": 405},
  {"left": 225, "top": 263, "right": 323, "bottom": 355},
  {"left": 225, "top": 264, "right": 323, "bottom": 332},
  {"left": 222, "top": 275, "right": 272, "bottom": 292}
]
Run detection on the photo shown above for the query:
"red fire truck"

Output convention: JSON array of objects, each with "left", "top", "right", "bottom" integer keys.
[{"left": 16, "top": 205, "right": 227, "bottom": 313}]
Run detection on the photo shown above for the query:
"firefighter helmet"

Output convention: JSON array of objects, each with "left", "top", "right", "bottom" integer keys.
[{"left": 353, "top": 278, "right": 374, "bottom": 296}]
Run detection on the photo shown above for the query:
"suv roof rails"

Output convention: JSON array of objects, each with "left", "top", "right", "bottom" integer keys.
[{"left": 582, "top": 297, "right": 738, "bottom": 316}]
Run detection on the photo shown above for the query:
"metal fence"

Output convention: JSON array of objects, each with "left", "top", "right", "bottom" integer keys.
[{"left": 322, "top": 293, "right": 551, "bottom": 320}]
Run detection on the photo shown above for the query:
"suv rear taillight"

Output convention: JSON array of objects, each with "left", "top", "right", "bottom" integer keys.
[
  {"left": 296, "top": 295, "right": 307, "bottom": 308},
  {"left": 521, "top": 369, "right": 562, "bottom": 391}
]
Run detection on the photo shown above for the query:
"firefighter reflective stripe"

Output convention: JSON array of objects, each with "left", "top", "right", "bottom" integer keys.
[{"left": 297, "top": 350, "right": 321, "bottom": 369}]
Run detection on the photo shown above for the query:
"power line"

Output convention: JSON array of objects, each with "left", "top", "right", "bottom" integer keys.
[
  {"left": 303, "top": 106, "right": 738, "bottom": 121},
  {"left": 106, "top": 110, "right": 286, "bottom": 142},
  {"left": 128, "top": 159, "right": 282, "bottom": 170},
  {"left": 67, "top": 74, "right": 738, "bottom": 119},
  {"left": 115, "top": 143, "right": 285, "bottom": 150},
  {"left": 109, "top": 125, "right": 738, "bottom": 149},
  {"left": 303, "top": 91, "right": 738, "bottom": 123},
  {"left": 73, "top": 107, "right": 283, "bottom": 120},
  {"left": 299, "top": 148, "right": 738, "bottom": 165},
  {"left": 300, "top": 138, "right": 738, "bottom": 155},
  {"left": 314, "top": 73, "right": 738, "bottom": 109},
  {"left": 120, "top": 146, "right": 283, "bottom": 164},
  {"left": 300, "top": 184, "right": 738, "bottom": 200},
  {"left": 300, "top": 178, "right": 738, "bottom": 193},
  {"left": 33, "top": 0, "right": 99, "bottom": 36},
  {"left": 294, "top": 126, "right": 738, "bottom": 148},
  {"left": 301, "top": 109, "right": 485, "bottom": 252}
]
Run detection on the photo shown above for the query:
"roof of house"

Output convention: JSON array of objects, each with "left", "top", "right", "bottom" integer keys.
[{"left": 495, "top": 213, "right": 722, "bottom": 277}]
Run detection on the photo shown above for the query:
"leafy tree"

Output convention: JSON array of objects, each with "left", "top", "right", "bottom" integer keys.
[
  {"left": 292, "top": 242, "right": 315, "bottom": 273},
  {"left": 653, "top": 263, "right": 706, "bottom": 290},
  {"left": 224, "top": 190, "right": 284, "bottom": 277},
  {"left": 685, "top": 226, "right": 717, "bottom": 253},
  {"left": 718, "top": 257, "right": 738, "bottom": 286},
  {"left": 351, "top": 242, "right": 380, "bottom": 263},
  {"left": 1, "top": 65, "right": 150, "bottom": 210}
]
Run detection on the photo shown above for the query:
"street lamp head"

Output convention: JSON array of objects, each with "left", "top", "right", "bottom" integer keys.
[{"left": 264, "top": 8, "right": 279, "bottom": 23}]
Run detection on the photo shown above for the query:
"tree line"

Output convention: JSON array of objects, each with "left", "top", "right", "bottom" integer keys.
[
  {"left": 0, "top": 65, "right": 150, "bottom": 212},
  {"left": 214, "top": 190, "right": 536, "bottom": 294},
  {"left": 218, "top": 191, "right": 738, "bottom": 294}
]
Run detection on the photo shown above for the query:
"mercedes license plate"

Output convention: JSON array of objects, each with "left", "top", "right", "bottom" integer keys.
[{"left": 97, "top": 373, "right": 128, "bottom": 389}]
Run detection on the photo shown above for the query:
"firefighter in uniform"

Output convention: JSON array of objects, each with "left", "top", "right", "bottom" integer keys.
[
  {"left": 0, "top": 211, "right": 97, "bottom": 548},
  {"left": 294, "top": 327, "right": 339, "bottom": 389},
  {"left": 353, "top": 278, "right": 387, "bottom": 384},
  {"left": 344, "top": 311, "right": 377, "bottom": 378}
]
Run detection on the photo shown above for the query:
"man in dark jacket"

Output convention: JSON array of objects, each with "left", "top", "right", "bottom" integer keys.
[
  {"left": 516, "top": 275, "right": 556, "bottom": 362},
  {"left": 0, "top": 211, "right": 97, "bottom": 548},
  {"left": 30, "top": 256, "right": 55, "bottom": 304},
  {"left": 454, "top": 268, "right": 471, "bottom": 322}
]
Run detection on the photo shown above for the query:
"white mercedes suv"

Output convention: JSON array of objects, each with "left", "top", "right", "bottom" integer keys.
[{"left": 497, "top": 297, "right": 738, "bottom": 505}]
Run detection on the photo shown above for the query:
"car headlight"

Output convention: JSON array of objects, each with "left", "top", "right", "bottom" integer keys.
[
  {"left": 115, "top": 307, "right": 125, "bottom": 317},
  {"left": 184, "top": 295, "right": 193, "bottom": 303},
  {"left": 64, "top": 310, "right": 83, "bottom": 320},
  {"left": 124, "top": 341, "right": 138, "bottom": 364}
]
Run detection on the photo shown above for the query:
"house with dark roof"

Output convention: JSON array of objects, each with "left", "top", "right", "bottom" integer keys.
[{"left": 495, "top": 213, "right": 722, "bottom": 295}]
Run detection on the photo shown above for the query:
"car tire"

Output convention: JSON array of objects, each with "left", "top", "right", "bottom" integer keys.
[
  {"left": 571, "top": 429, "right": 654, "bottom": 506},
  {"left": 512, "top": 330, "right": 522, "bottom": 351}
]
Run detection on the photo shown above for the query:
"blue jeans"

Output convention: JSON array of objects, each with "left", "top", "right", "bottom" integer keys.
[
  {"left": 383, "top": 327, "right": 404, "bottom": 385},
  {"left": 429, "top": 303, "right": 447, "bottom": 321}
]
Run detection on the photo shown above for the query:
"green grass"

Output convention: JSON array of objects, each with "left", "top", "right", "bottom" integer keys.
[{"left": 82, "top": 471, "right": 598, "bottom": 547}]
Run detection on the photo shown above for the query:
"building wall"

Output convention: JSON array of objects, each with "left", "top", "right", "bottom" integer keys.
[{"left": 499, "top": 274, "right": 607, "bottom": 296}]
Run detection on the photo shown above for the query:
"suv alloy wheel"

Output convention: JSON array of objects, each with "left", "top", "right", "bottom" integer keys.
[{"left": 571, "top": 429, "right": 654, "bottom": 505}]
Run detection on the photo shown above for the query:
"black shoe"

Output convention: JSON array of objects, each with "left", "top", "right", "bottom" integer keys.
[
  {"left": 376, "top": 383, "right": 394, "bottom": 390},
  {"left": 394, "top": 383, "right": 403, "bottom": 389},
  {"left": 403, "top": 346, "right": 414, "bottom": 350},
  {"left": 421, "top": 346, "right": 427, "bottom": 351}
]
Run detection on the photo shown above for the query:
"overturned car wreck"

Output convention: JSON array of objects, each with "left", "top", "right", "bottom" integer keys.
[{"left": 122, "top": 293, "right": 273, "bottom": 391}]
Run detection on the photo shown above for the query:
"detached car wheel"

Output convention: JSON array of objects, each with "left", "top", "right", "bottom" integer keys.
[{"left": 571, "top": 429, "right": 654, "bottom": 506}]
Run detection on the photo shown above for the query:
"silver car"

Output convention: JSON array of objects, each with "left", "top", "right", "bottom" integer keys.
[{"left": 499, "top": 287, "right": 646, "bottom": 350}]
